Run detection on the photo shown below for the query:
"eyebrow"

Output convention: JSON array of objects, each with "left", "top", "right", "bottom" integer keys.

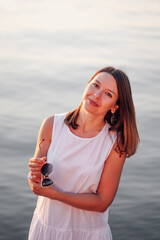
[{"left": 95, "top": 80, "right": 116, "bottom": 95}]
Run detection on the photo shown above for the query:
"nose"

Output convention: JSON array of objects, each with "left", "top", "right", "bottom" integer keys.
[{"left": 93, "top": 89, "right": 101, "bottom": 98}]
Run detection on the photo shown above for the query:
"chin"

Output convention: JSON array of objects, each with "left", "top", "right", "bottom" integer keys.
[{"left": 83, "top": 103, "right": 99, "bottom": 115}]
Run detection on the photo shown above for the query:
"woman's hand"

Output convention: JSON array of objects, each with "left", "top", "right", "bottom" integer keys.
[
  {"left": 28, "top": 178, "right": 56, "bottom": 199},
  {"left": 28, "top": 156, "right": 56, "bottom": 199},
  {"left": 28, "top": 157, "right": 47, "bottom": 183}
]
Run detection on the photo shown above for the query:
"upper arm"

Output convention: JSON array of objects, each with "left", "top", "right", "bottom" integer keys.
[
  {"left": 97, "top": 143, "right": 126, "bottom": 211},
  {"left": 34, "top": 115, "right": 54, "bottom": 158}
]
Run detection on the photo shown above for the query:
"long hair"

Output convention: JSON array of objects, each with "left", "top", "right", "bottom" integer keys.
[{"left": 64, "top": 67, "right": 140, "bottom": 157}]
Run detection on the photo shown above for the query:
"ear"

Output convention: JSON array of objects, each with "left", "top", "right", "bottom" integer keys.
[{"left": 111, "top": 105, "right": 119, "bottom": 114}]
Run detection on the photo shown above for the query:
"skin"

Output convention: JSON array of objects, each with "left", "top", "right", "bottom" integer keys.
[{"left": 28, "top": 72, "right": 126, "bottom": 212}]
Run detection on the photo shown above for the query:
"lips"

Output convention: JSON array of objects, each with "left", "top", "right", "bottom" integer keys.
[{"left": 88, "top": 98, "right": 99, "bottom": 107}]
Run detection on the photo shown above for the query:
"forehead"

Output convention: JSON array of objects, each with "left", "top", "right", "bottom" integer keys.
[{"left": 92, "top": 72, "right": 118, "bottom": 92}]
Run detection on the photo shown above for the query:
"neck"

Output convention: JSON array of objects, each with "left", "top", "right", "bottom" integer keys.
[{"left": 77, "top": 106, "right": 105, "bottom": 133}]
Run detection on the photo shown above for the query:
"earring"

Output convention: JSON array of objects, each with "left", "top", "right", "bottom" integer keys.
[{"left": 110, "top": 112, "right": 117, "bottom": 125}]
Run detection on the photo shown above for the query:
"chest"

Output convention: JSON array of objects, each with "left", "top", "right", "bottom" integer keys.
[{"left": 69, "top": 126, "right": 103, "bottom": 138}]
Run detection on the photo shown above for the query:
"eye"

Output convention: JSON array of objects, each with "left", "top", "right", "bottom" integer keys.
[
  {"left": 92, "top": 83, "right": 99, "bottom": 87},
  {"left": 105, "top": 92, "right": 112, "bottom": 98}
]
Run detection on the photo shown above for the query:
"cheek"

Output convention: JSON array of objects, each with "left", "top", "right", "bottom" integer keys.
[
  {"left": 82, "top": 85, "right": 91, "bottom": 99},
  {"left": 82, "top": 89, "right": 86, "bottom": 101},
  {"left": 102, "top": 97, "right": 117, "bottom": 108}
]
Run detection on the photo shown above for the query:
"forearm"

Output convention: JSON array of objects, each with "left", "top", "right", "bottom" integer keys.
[
  {"left": 50, "top": 188, "right": 107, "bottom": 212},
  {"left": 30, "top": 179, "right": 108, "bottom": 212}
]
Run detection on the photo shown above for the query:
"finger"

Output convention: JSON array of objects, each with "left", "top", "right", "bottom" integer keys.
[
  {"left": 30, "top": 170, "right": 41, "bottom": 177},
  {"left": 29, "top": 161, "right": 46, "bottom": 169},
  {"left": 28, "top": 178, "right": 40, "bottom": 188},
  {"left": 29, "top": 163, "right": 42, "bottom": 169},
  {"left": 30, "top": 169, "right": 41, "bottom": 175},
  {"left": 27, "top": 172, "right": 33, "bottom": 179},
  {"left": 28, "top": 178, "right": 34, "bottom": 187},
  {"left": 29, "top": 167, "right": 41, "bottom": 172},
  {"left": 31, "top": 181, "right": 42, "bottom": 194},
  {"left": 28, "top": 171, "right": 40, "bottom": 178},
  {"left": 29, "top": 157, "right": 47, "bottom": 164},
  {"left": 29, "top": 162, "right": 43, "bottom": 168},
  {"left": 29, "top": 177, "right": 41, "bottom": 184},
  {"left": 32, "top": 181, "right": 41, "bottom": 187}
]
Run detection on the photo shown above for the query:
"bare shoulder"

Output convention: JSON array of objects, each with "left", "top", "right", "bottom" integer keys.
[
  {"left": 39, "top": 115, "right": 54, "bottom": 143},
  {"left": 42, "top": 115, "right": 54, "bottom": 129},
  {"left": 34, "top": 115, "right": 54, "bottom": 157},
  {"left": 105, "top": 141, "right": 126, "bottom": 168}
]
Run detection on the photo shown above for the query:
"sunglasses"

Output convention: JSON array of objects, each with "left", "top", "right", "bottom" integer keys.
[
  {"left": 41, "top": 162, "right": 53, "bottom": 187},
  {"left": 39, "top": 139, "right": 53, "bottom": 187}
]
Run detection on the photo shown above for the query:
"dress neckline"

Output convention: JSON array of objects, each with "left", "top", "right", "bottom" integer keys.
[{"left": 67, "top": 123, "right": 108, "bottom": 140}]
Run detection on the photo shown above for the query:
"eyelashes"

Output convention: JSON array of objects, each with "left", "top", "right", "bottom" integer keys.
[
  {"left": 105, "top": 92, "right": 112, "bottom": 98},
  {"left": 92, "top": 83, "right": 99, "bottom": 88}
]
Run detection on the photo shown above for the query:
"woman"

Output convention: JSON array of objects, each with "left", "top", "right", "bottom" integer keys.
[{"left": 28, "top": 66, "right": 139, "bottom": 240}]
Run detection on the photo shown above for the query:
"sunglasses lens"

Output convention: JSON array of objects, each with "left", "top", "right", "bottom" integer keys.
[
  {"left": 41, "top": 163, "right": 53, "bottom": 175},
  {"left": 42, "top": 178, "right": 53, "bottom": 187},
  {"left": 41, "top": 163, "right": 53, "bottom": 187}
]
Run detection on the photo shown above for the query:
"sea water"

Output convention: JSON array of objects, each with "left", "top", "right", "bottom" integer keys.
[{"left": 0, "top": 0, "right": 160, "bottom": 239}]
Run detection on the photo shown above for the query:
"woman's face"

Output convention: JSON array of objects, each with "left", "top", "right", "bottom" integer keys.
[{"left": 82, "top": 72, "right": 119, "bottom": 117}]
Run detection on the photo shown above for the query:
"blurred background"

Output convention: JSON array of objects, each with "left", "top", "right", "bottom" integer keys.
[{"left": 0, "top": 0, "right": 160, "bottom": 239}]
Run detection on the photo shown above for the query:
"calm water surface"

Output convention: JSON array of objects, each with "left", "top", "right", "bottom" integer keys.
[{"left": 0, "top": 0, "right": 160, "bottom": 239}]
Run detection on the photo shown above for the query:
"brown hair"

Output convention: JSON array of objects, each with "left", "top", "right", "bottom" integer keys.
[{"left": 64, "top": 66, "right": 140, "bottom": 157}]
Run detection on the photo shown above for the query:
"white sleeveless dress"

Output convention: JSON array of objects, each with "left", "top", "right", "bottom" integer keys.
[{"left": 28, "top": 113, "right": 117, "bottom": 240}]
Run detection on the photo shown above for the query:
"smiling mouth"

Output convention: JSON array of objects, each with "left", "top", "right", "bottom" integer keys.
[{"left": 88, "top": 98, "right": 99, "bottom": 107}]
